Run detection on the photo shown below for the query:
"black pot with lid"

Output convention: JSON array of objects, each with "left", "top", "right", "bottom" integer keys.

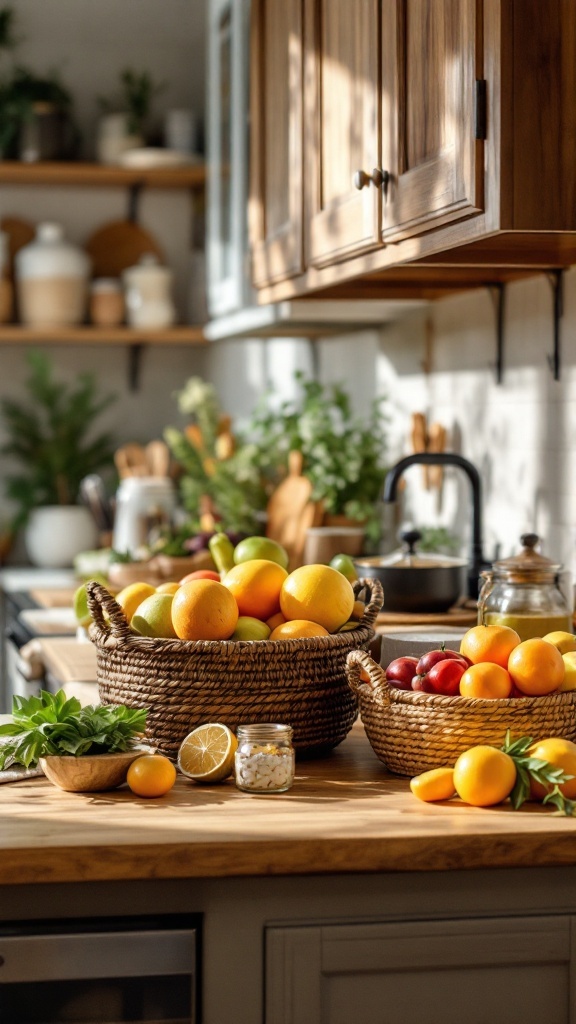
[
  {"left": 477, "top": 533, "right": 573, "bottom": 641},
  {"left": 354, "top": 529, "right": 468, "bottom": 613}
]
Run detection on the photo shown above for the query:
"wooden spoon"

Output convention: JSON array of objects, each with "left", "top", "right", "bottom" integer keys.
[{"left": 114, "top": 443, "right": 149, "bottom": 478}]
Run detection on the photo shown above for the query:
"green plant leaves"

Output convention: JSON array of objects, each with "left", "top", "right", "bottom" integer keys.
[
  {"left": 501, "top": 730, "right": 576, "bottom": 816},
  {"left": 0, "top": 690, "right": 147, "bottom": 769}
]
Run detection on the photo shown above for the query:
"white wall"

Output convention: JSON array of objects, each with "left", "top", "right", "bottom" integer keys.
[{"left": 0, "top": 1, "right": 209, "bottom": 545}]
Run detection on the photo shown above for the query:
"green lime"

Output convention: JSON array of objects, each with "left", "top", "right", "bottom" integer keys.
[
  {"left": 73, "top": 583, "right": 92, "bottom": 628},
  {"left": 233, "top": 536, "right": 289, "bottom": 569},
  {"left": 329, "top": 553, "right": 358, "bottom": 583}
]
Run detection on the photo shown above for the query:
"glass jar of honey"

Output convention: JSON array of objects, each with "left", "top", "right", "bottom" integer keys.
[{"left": 477, "top": 534, "right": 573, "bottom": 641}]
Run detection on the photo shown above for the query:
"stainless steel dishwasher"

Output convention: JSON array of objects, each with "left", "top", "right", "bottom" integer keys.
[{"left": 0, "top": 914, "right": 200, "bottom": 1023}]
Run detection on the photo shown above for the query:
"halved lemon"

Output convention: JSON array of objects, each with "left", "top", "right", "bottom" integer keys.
[{"left": 177, "top": 723, "right": 238, "bottom": 783}]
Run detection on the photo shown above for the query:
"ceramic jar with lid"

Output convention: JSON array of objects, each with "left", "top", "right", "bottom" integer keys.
[
  {"left": 15, "top": 222, "right": 90, "bottom": 326},
  {"left": 122, "top": 255, "right": 176, "bottom": 329},
  {"left": 477, "top": 533, "right": 573, "bottom": 641}
]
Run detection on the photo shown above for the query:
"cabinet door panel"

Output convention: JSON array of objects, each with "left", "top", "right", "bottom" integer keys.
[
  {"left": 381, "top": 0, "right": 483, "bottom": 242},
  {"left": 266, "top": 915, "right": 575, "bottom": 1024},
  {"left": 250, "top": 0, "right": 304, "bottom": 287},
  {"left": 305, "top": 0, "right": 382, "bottom": 267}
]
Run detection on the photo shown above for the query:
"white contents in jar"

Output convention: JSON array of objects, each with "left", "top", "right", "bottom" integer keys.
[{"left": 235, "top": 741, "right": 295, "bottom": 793}]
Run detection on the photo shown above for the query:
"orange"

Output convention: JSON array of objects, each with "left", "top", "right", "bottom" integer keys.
[
  {"left": 266, "top": 611, "right": 287, "bottom": 630},
  {"left": 453, "top": 745, "right": 517, "bottom": 807},
  {"left": 171, "top": 579, "right": 238, "bottom": 641},
  {"left": 410, "top": 767, "right": 455, "bottom": 803},
  {"left": 459, "top": 624, "right": 521, "bottom": 668},
  {"left": 222, "top": 559, "right": 288, "bottom": 621},
  {"left": 280, "top": 563, "right": 355, "bottom": 633},
  {"left": 459, "top": 662, "right": 513, "bottom": 699},
  {"left": 126, "top": 754, "right": 177, "bottom": 797},
  {"left": 156, "top": 581, "right": 181, "bottom": 595},
  {"left": 507, "top": 637, "right": 565, "bottom": 695},
  {"left": 527, "top": 737, "right": 576, "bottom": 800},
  {"left": 179, "top": 570, "right": 221, "bottom": 583},
  {"left": 270, "top": 618, "right": 329, "bottom": 640}
]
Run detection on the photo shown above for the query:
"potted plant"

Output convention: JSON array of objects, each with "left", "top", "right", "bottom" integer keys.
[
  {"left": 0, "top": 690, "right": 147, "bottom": 792},
  {"left": 0, "top": 7, "right": 76, "bottom": 160},
  {"left": 0, "top": 351, "right": 117, "bottom": 566},
  {"left": 247, "top": 372, "right": 389, "bottom": 547},
  {"left": 96, "top": 68, "right": 164, "bottom": 164},
  {"left": 164, "top": 376, "right": 268, "bottom": 540}
]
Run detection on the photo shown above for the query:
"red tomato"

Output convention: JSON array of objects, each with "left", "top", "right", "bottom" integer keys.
[{"left": 179, "top": 570, "right": 221, "bottom": 584}]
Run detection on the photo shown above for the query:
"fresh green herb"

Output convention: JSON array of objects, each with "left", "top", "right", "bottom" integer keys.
[
  {"left": 501, "top": 731, "right": 576, "bottom": 817},
  {"left": 0, "top": 690, "right": 147, "bottom": 770}
]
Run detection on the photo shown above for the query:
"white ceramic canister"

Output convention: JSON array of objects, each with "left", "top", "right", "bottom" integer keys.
[
  {"left": 15, "top": 222, "right": 91, "bottom": 327},
  {"left": 122, "top": 255, "right": 176, "bottom": 329}
]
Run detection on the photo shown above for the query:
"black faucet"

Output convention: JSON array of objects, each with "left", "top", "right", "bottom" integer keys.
[{"left": 382, "top": 452, "right": 490, "bottom": 599}]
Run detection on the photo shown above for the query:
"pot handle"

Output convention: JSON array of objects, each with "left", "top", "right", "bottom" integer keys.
[
  {"left": 86, "top": 580, "right": 133, "bottom": 644},
  {"left": 346, "top": 648, "right": 391, "bottom": 708},
  {"left": 353, "top": 577, "right": 384, "bottom": 627}
]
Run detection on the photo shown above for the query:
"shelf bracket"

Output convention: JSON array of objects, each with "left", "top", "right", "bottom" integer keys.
[
  {"left": 546, "top": 269, "right": 565, "bottom": 381},
  {"left": 487, "top": 283, "right": 506, "bottom": 384},
  {"left": 127, "top": 182, "right": 143, "bottom": 223},
  {"left": 127, "top": 343, "right": 145, "bottom": 392}
]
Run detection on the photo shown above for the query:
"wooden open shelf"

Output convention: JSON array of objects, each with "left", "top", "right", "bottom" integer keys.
[
  {"left": 0, "top": 325, "right": 207, "bottom": 345},
  {"left": 0, "top": 161, "right": 206, "bottom": 191}
]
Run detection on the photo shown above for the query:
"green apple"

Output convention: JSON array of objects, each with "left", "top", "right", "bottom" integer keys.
[
  {"left": 131, "top": 593, "right": 177, "bottom": 638},
  {"left": 329, "top": 553, "right": 358, "bottom": 583},
  {"left": 233, "top": 536, "right": 289, "bottom": 569},
  {"left": 230, "top": 616, "right": 271, "bottom": 641}
]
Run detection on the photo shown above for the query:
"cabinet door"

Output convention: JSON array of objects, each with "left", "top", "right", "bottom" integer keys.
[
  {"left": 381, "top": 0, "right": 484, "bottom": 243},
  {"left": 249, "top": 0, "right": 305, "bottom": 287},
  {"left": 305, "top": 0, "right": 382, "bottom": 268},
  {"left": 266, "top": 916, "right": 576, "bottom": 1024}
]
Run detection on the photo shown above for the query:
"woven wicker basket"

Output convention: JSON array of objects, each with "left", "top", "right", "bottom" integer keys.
[
  {"left": 86, "top": 578, "right": 383, "bottom": 759},
  {"left": 346, "top": 648, "right": 576, "bottom": 776}
]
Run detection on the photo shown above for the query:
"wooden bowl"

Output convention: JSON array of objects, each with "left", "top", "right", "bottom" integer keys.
[{"left": 39, "top": 750, "right": 143, "bottom": 792}]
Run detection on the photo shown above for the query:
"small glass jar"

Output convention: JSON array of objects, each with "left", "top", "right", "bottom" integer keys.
[
  {"left": 235, "top": 724, "right": 295, "bottom": 794},
  {"left": 89, "top": 277, "right": 124, "bottom": 326},
  {"left": 478, "top": 533, "right": 572, "bottom": 641}
]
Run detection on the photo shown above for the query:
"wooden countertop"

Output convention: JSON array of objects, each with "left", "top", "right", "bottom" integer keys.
[{"left": 2, "top": 723, "right": 576, "bottom": 886}]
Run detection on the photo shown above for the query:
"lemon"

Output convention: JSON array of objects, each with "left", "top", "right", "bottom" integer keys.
[
  {"left": 115, "top": 581, "right": 157, "bottom": 623},
  {"left": 280, "top": 563, "right": 354, "bottom": 633},
  {"left": 131, "top": 593, "right": 177, "bottom": 638},
  {"left": 177, "top": 723, "right": 238, "bottom": 783},
  {"left": 410, "top": 767, "right": 456, "bottom": 803}
]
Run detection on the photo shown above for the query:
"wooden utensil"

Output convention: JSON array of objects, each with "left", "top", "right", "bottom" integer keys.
[
  {"left": 265, "top": 451, "right": 324, "bottom": 569},
  {"left": 114, "top": 443, "right": 149, "bottom": 478},
  {"left": 426, "top": 422, "right": 447, "bottom": 490},
  {"left": 145, "top": 440, "right": 171, "bottom": 477},
  {"left": 84, "top": 220, "right": 164, "bottom": 279}
]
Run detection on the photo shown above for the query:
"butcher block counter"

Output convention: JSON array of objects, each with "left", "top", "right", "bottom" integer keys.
[
  {"left": 1, "top": 722, "right": 576, "bottom": 888},
  {"left": 3, "top": 724, "right": 576, "bottom": 1023}
]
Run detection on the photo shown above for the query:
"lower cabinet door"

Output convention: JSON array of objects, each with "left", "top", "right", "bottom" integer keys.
[{"left": 266, "top": 915, "right": 575, "bottom": 1024}]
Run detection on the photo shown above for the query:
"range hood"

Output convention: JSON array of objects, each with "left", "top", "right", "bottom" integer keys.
[{"left": 203, "top": 298, "right": 427, "bottom": 341}]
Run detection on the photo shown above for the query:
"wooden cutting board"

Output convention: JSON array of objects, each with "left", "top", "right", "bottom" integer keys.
[
  {"left": 84, "top": 220, "right": 164, "bottom": 279},
  {"left": 265, "top": 451, "right": 324, "bottom": 569}
]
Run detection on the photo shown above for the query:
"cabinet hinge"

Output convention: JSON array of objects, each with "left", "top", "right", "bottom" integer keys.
[{"left": 474, "top": 79, "right": 487, "bottom": 140}]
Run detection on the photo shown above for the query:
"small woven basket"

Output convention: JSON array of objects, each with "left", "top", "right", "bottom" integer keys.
[
  {"left": 86, "top": 578, "right": 383, "bottom": 759},
  {"left": 346, "top": 648, "right": 576, "bottom": 776}
]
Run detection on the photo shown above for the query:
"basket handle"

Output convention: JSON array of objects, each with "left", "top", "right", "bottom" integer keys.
[
  {"left": 353, "top": 577, "right": 383, "bottom": 628},
  {"left": 86, "top": 580, "right": 133, "bottom": 643},
  {"left": 346, "top": 648, "right": 391, "bottom": 707}
]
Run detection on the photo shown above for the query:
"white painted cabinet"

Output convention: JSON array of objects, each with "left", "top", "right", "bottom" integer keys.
[{"left": 266, "top": 915, "right": 576, "bottom": 1024}]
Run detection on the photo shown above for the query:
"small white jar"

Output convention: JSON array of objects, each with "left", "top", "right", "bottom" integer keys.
[
  {"left": 122, "top": 255, "right": 176, "bottom": 329},
  {"left": 15, "top": 222, "right": 90, "bottom": 327},
  {"left": 235, "top": 724, "right": 295, "bottom": 794}
]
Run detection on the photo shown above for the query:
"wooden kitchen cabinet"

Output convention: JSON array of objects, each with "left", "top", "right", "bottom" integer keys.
[
  {"left": 266, "top": 915, "right": 574, "bottom": 1023},
  {"left": 249, "top": 0, "right": 305, "bottom": 287},
  {"left": 250, "top": 0, "right": 576, "bottom": 301}
]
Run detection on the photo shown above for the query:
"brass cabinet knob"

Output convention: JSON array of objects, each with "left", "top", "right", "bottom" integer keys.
[{"left": 353, "top": 168, "right": 390, "bottom": 190}]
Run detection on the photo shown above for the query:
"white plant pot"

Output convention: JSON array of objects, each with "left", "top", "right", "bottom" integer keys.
[
  {"left": 25, "top": 506, "right": 98, "bottom": 569},
  {"left": 96, "top": 114, "right": 143, "bottom": 165}
]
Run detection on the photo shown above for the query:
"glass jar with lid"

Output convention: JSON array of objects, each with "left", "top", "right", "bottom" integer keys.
[
  {"left": 477, "top": 533, "right": 573, "bottom": 641},
  {"left": 234, "top": 723, "right": 295, "bottom": 793}
]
